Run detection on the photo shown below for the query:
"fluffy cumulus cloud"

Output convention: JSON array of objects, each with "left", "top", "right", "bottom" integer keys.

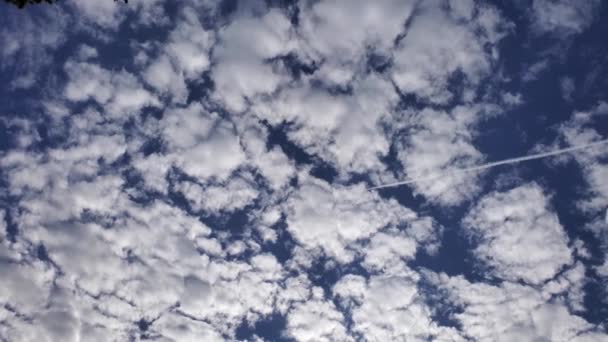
[
  {"left": 429, "top": 267, "right": 606, "bottom": 341},
  {"left": 531, "top": 0, "right": 601, "bottom": 35},
  {"left": 1, "top": 0, "right": 607, "bottom": 340},
  {"left": 285, "top": 293, "right": 351, "bottom": 342},
  {"left": 395, "top": 105, "right": 491, "bottom": 205},
  {"left": 391, "top": 0, "right": 507, "bottom": 103},
  {"left": 333, "top": 272, "right": 463, "bottom": 341},
  {"left": 297, "top": 0, "right": 416, "bottom": 85},
  {"left": 64, "top": 60, "right": 160, "bottom": 117},
  {"left": 143, "top": 8, "right": 214, "bottom": 103},
  {"left": 159, "top": 103, "right": 246, "bottom": 181},
  {"left": 463, "top": 183, "right": 573, "bottom": 285},
  {"left": 0, "top": 8, "right": 69, "bottom": 90},
  {"left": 211, "top": 6, "right": 295, "bottom": 113},
  {"left": 558, "top": 102, "right": 608, "bottom": 215},
  {"left": 282, "top": 173, "right": 440, "bottom": 263},
  {"left": 253, "top": 74, "right": 400, "bottom": 174},
  {"left": 555, "top": 102, "right": 608, "bottom": 308}
]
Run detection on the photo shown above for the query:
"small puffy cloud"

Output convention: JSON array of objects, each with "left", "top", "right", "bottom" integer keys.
[
  {"left": 298, "top": 0, "right": 415, "bottom": 85},
  {"left": 69, "top": 0, "right": 126, "bottom": 29},
  {"left": 0, "top": 255, "right": 52, "bottom": 317},
  {"left": 283, "top": 173, "right": 430, "bottom": 263},
  {"left": 396, "top": 106, "right": 487, "bottom": 205},
  {"left": 430, "top": 272, "right": 604, "bottom": 342},
  {"left": 362, "top": 231, "right": 418, "bottom": 272},
  {"left": 254, "top": 74, "right": 399, "bottom": 174},
  {"left": 558, "top": 102, "right": 608, "bottom": 214},
  {"left": 177, "top": 175, "right": 259, "bottom": 213},
  {"left": 2, "top": 132, "right": 127, "bottom": 200},
  {"left": 171, "top": 255, "right": 284, "bottom": 335},
  {"left": 502, "top": 91, "right": 524, "bottom": 106},
  {"left": 143, "top": 54, "right": 188, "bottom": 102},
  {"left": 165, "top": 10, "right": 214, "bottom": 78},
  {"left": 448, "top": 0, "right": 475, "bottom": 21},
  {"left": 143, "top": 8, "right": 214, "bottom": 102},
  {"left": 286, "top": 291, "right": 352, "bottom": 342},
  {"left": 522, "top": 59, "right": 550, "bottom": 82},
  {"left": 64, "top": 61, "right": 160, "bottom": 118},
  {"left": 561, "top": 76, "right": 576, "bottom": 102},
  {"left": 160, "top": 103, "right": 246, "bottom": 182},
  {"left": 154, "top": 312, "right": 223, "bottom": 342},
  {"left": 333, "top": 273, "right": 463, "bottom": 341},
  {"left": 69, "top": 0, "right": 167, "bottom": 31},
  {"left": 532, "top": 0, "right": 601, "bottom": 35},
  {"left": 462, "top": 183, "right": 573, "bottom": 285},
  {"left": 212, "top": 7, "right": 294, "bottom": 112},
  {"left": 237, "top": 119, "right": 296, "bottom": 190},
  {"left": 556, "top": 102, "right": 608, "bottom": 308},
  {"left": 0, "top": 7, "right": 69, "bottom": 90},
  {"left": 391, "top": 0, "right": 506, "bottom": 103}
]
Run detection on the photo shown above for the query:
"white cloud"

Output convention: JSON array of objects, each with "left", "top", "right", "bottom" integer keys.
[
  {"left": 154, "top": 313, "right": 224, "bottom": 342},
  {"left": 522, "top": 59, "right": 550, "bottom": 82},
  {"left": 177, "top": 175, "right": 259, "bottom": 213},
  {"left": 64, "top": 61, "right": 160, "bottom": 118},
  {"left": 0, "top": 212, "right": 5, "bottom": 242},
  {"left": 283, "top": 173, "right": 432, "bottom": 263},
  {"left": 430, "top": 271, "right": 605, "bottom": 341},
  {"left": 2, "top": 0, "right": 607, "bottom": 340},
  {"left": 0, "top": 170, "right": 289, "bottom": 338},
  {"left": 144, "top": 54, "right": 188, "bottom": 102},
  {"left": 362, "top": 231, "right": 417, "bottom": 272},
  {"left": 558, "top": 102, "right": 608, "bottom": 214},
  {"left": 391, "top": 0, "right": 506, "bottom": 103},
  {"left": 297, "top": 0, "right": 415, "bottom": 85},
  {"left": 165, "top": 9, "right": 214, "bottom": 78},
  {"left": 153, "top": 312, "right": 224, "bottom": 342},
  {"left": 212, "top": 7, "right": 294, "bottom": 113},
  {"left": 396, "top": 105, "right": 488, "bottom": 205},
  {"left": 160, "top": 103, "right": 246, "bottom": 182},
  {"left": 0, "top": 255, "right": 52, "bottom": 318},
  {"left": 69, "top": 0, "right": 167, "bottom": 32},
  {"left": 170, "top": 254, "right": 284, "bottom": 335},
  {"left": 448, "top": 0, "right": 475, "bottom": 21},
  {"left": 0, "top": 7, "right": 69, "bottom": 90},
  {"left": 131, "top": 152, "right": 173, "bottom": 193},
  {"left": 333, "top": 272, "right": 464, "bottom": 341},
  {"left": 77, "top": 44, "right": 99, "bottom": 60},
  {"left": 556, "top": 102, "right": 608, "bottom": 310},
  {"left": 254, "top": 74, "right": 399, "bottom": 174},
  {"left": 561, "top": 76, "right": 576, "bottom": 102},
  {"left": 236, "top": 119, "right": 296, "bottom": 190},
  {"left": 69, "top": 0, "right": 126, "bottom": 29},
  {"left": 463, "top": 183, "right": 573, "bottom": 285},
  {"left": 143, "top": 8, "right": 214, "bottom": 103},
  {"left": 502, "top": 91, "right": 524, "bottom": 106},
  {"left": 0, "top": 120, "right": 285, "bottom": 339},
  {"left": 286, "top": 289, "right": 352, "bottom": 342},
  {"left": 532, "top": 0, "right": 601, "bottom": 35}
]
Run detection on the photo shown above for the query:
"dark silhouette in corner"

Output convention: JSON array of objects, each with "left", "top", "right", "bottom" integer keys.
[{"left": 5, "top": 0, "right": 127, "bottom": 9}]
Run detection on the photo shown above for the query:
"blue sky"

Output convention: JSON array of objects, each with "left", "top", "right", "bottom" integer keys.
[{"left": 0, "top": 0, "right": 607, "bottom": 341}]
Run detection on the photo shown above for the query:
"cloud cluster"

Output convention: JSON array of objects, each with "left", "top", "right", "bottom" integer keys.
[
  {"left": 532, "top": 0, "right": 601, "bottom": 35},
  {"left": 463, "top": 183, "right": 573, "bottom": 285},
  {"left": 282, "top": 173, "right": 439, "bottom": 263},
  {"left": 0, "top": 0, "right": 606, "bottom": 340},
  {"left": 429, "top": 265, "right": 605, "bottom": 342}
]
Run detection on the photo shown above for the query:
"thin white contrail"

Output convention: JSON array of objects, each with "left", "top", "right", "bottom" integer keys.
[{"left": 369, "top": 139, "right": 608, "bottom": 190}]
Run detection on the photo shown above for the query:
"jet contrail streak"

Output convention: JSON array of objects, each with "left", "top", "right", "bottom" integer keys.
[{"left": 369, "top": 139, "right": 608, "bottom": 190}]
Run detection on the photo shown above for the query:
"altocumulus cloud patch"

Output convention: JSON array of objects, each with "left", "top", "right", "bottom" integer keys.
[{"left": 0, "top": 0, "right": 608, "bottom": 341}]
